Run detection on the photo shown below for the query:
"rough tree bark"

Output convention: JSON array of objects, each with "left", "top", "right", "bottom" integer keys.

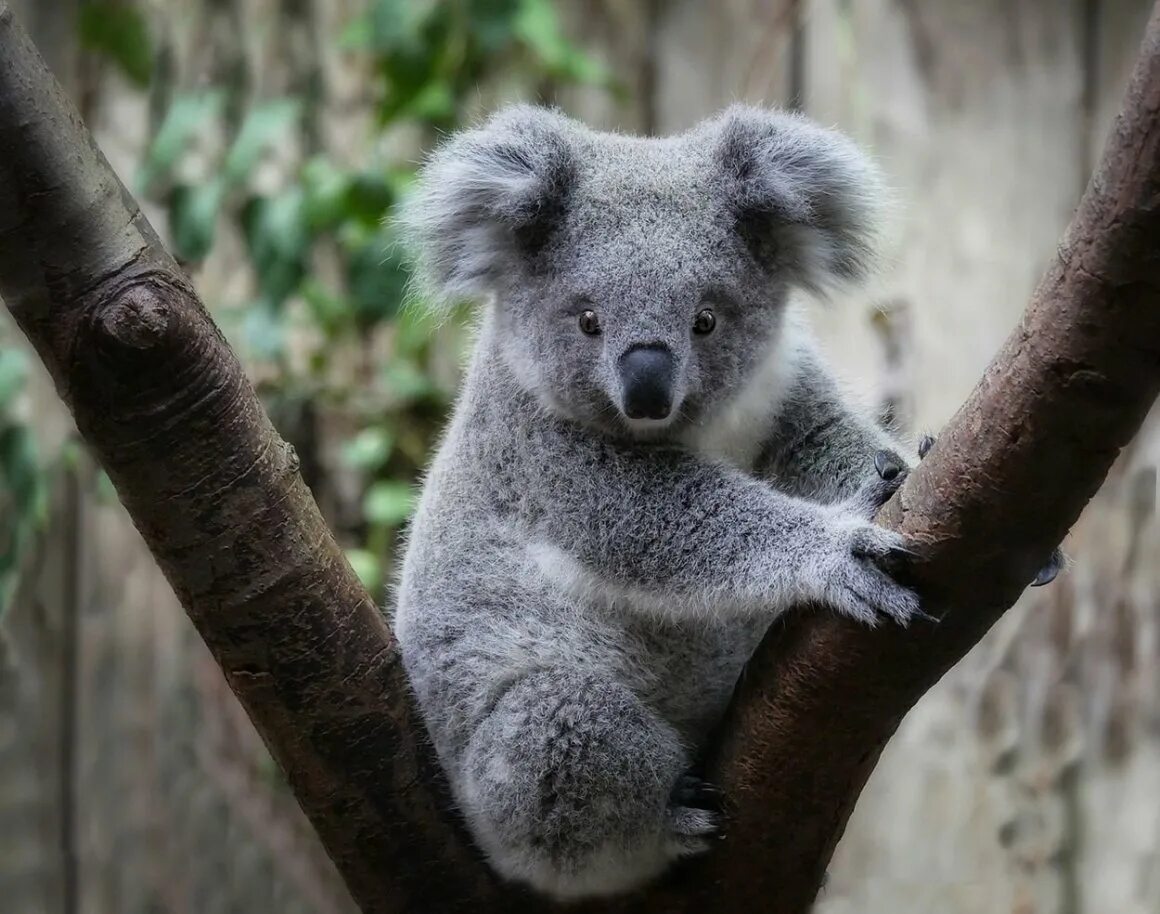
[{"left": 2, "top": 2, "right": 1159, "bottom": 913}]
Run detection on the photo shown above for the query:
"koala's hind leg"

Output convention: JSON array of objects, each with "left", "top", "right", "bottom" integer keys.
[{"left": 460, "top": 669, "right": 715, "bottom": 900}]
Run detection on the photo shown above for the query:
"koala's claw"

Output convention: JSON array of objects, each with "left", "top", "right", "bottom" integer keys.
[
  {"left": 1031, "top": 547, "right": 1065, "bottom": 587},
  {"left": 873, "top": 449, "right": 906, "bottom": 482},
  {"left": 671, "top": 774, "right": 725, "bottom": 812},
  {"left": 919, "top": 433, "right": 1066, "bottom": 589},
  {"left": 668, "top": 776, "right": 727, "bottom": 852},
  {"left": 853, "top": 541, "right": 918, "bottom": 562},
  {"left": 906, "top": 606, "right": 942, "bottom": 625},
  {"left": 868, "top": 545, "right": 920, "bottom": 580}
]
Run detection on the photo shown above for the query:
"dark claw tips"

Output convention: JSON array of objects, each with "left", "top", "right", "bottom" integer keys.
[
  {"left": 874, "top": 449, "right": 904, "bottom": 481},
  {"left": 1031, "top": 548, "right": 1065, "bottom": 587},
  {"left": 672, "top": 775, "right": 726, "bottom": 812}
]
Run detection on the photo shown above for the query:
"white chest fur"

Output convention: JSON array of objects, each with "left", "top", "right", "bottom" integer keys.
[{"left": 680, "top": 323, "right": 802, "bottom": 470}]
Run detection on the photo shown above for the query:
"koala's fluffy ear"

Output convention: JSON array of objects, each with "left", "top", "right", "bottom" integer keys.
[
  {"left": 709, "top": 105, "right": 886, "bottom": 294},
  {"left": 398, "top": 105, "right": 576, "bottom": 310}
]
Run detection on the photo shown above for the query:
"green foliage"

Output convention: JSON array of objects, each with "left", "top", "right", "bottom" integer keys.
[
  {"left": 226, "top": 100, "right": 303, "bottom": 184},
  {"left": 514, "top": 0, "right": 609, "bottom": 83},
  {"left": 363, "top": 480, "right": 416, "bottom": 529},
  {"left": 0, "top": 0, "right": 613, "bottom": 614},
  {"left": 139, "top": 91, "right": 226, "bottom": 192},
  {"left": 0, "top": 346, "right": 47, "bottom": 612},
  {"left": 124, "top": 0, "right": 614, "bottom": 586},
  {"left": 347, "top": 0, "right": 612, "bottom": 126},
  {"left": 0, "top": 348, "right": 27, "bottom": 405},
  {"left": 79, "top": 2, "right": 154, "bottom": 87}
]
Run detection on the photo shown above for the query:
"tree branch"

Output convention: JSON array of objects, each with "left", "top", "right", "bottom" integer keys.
[
  {"left": 1, "top": 2, "right": 1159, "bottom": 913},
  {"left": 681, "top": 3, "right": 1160, "bottom": 910},
  {"left": 0, "top": 6, "right": 494, "bottom": 912}
]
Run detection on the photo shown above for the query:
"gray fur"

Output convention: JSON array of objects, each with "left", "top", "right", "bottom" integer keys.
[{"left": 394, "top": 104, "right": 917, "bottom": 900}]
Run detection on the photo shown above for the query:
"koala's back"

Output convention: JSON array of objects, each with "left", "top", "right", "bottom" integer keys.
[{"left": 394, "top": 350, "right": 769, "bottom": 769}]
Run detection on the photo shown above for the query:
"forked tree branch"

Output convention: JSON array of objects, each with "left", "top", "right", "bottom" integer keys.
[{"left": 2, "top": 3, "right": 1159, "bottom": 913}]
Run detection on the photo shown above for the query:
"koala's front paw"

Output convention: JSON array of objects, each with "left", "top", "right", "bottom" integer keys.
[
  {"left": 917, "top": 433, "right": 1066, "bottom": 587},
  {"left": 666, "top": 774, "right": 726, "bottom": 855},
  {"left": 813, "top": 512, "right": 923, "bottom": 627}
]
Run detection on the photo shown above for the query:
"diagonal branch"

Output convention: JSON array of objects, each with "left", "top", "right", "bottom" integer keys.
[
  {"left": 0, "top": 5, "right": 493, "bottom": 912},
  {"left": 681, "top": 3, "right": 1160, "bottom": 910},
  {"left": 1, "top": 3, "right": 1159, "bottom": 914}
]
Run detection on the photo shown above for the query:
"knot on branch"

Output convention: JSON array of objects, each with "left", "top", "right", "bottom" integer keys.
[
  {"left": 69, "top": 270, "right": 226, "bottom": 432},
  {"left": 96, "top": 282, "right": 171, "bottom": 353}
]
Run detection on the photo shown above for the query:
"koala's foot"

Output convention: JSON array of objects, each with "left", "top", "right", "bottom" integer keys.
[
  {"left": 917, "top": 433, "right": 1065, "bottom": 587},
  {"left": 666, "top": 774, "right": 726, "bottom": 854},
  {"left": 462, "top": 670, "right": 696, "bottom": 900}
]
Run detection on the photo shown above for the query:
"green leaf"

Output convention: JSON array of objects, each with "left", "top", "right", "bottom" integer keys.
[
  {"left": 514, "top": 0, "right": 608, "bottom": 84},
  {"left": 224, "top": 99, "right": 302, "bottom": 185},
  {"left": 0, "top": 425, "right": 42, "bottom": 516},
  {"left": 0, "top": 349, "right": 29, "bottom": 408},
  {"left": 300, "top": 279, "right": 352, "bottom": 339},
  {"left": 342, "top": 426, "right": 396, "bottom": 472},
  {"left": 79, "top": 3, "right": 154, "bottom": 88},
  {"left": 343, "top": 171, "right": 396, "bottom": 227},
  {"left": 344, "top": 227, "right": 409, "bottom": 326},
  {"left": 368, "top": 0, "right": 433, "bottom": 55},
  {"left": 57, "top": 439, "right": 83, "bottom": 472},
  {"left": 139, "top": 91, "right": 225, "bottom": 193},
  {"left": 362, "top": 480, "right": 415, "bottom": 527},
  {"left": 399, "top": 81, "right": 456, "bottom": 122},
  {"left": 95, "top": 469, "right": 119, "bottom": 504},
  {"left": 468, "top": 0, "right": 525, "bottom": 53},
  {"left": 514, "top": 0, "right": 568, "bottom": 60},
  {"left": 370, "top": 0, "right": 449, "bottom": 125},
  {"left": 241, "top": 190, "right": 310, "bottom": 308},
  {"left": 555, "top": 48, "right": 610, "bottom": 85},
  {"left": 168, "top": 179, "right": 226, "bottom": 262},
  {"left": 242, "top": 305, "right": 286, "bottom": 360},
  {"left": 340, "top": 15, "right": 373, "bottom": 49},
  {"left": 301, "top": 157, "right": 354, "bottom": 231},
  {"left": 382, "top": 359, "right": 437, "bottom": 403},
  {"left": 345, "top": 548, "right": 383, "bottom": 592},
  {"left": 394, "top": 302, "right": 441, "bottom": 357}
]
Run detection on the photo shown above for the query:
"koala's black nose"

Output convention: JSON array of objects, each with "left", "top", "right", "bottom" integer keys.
[{"left": 618, "top": 345, "right": 675, "bottom": 420}]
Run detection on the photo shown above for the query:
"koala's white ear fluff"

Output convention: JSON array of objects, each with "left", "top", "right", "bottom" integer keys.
[
  {"left": 709, "top": 104, "right": 887, "bottom": 294},
  {"left": 398, "top": 104, "right": 576, "bottom": 310}
]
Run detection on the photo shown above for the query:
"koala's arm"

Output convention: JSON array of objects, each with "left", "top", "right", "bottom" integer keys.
[
  {"left": 526, "top": 432, "right": 918, "bottom": 626},
  {"left": 757, "top": 341, "right": 912, "bottom": 505}
]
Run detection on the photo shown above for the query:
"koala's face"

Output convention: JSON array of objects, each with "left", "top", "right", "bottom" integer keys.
[
  {"left": 402, "top": 104, "right": 882, "bottom": 438},
  {"left": 490, "top": 149, "right": 794, "bottom": 436}
]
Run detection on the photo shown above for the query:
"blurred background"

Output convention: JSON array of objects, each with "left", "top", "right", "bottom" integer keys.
[{"left": 1, "top": 1, "right": 1158, "bottom": 912}]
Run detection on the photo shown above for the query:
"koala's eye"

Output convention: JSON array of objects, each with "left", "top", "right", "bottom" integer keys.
[
  {"left": 578, "top": 310, "right": 601, "bottom": 335},
  {"left": 693, "top": 308, "right": 716, "bottom": 335}
]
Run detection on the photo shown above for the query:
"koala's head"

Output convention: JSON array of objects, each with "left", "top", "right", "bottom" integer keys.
[{"left": 400, "top": 104, "right": 884, "bottom": 438}]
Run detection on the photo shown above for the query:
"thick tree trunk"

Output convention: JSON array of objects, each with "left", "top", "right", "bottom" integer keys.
[{"left": 1, "top": 2, "right": 1159, "bottom": 913}]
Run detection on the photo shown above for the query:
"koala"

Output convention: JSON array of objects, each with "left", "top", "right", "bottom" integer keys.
[{"left": 393, "top": 104, "right": 1058, "bottom": 900}]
